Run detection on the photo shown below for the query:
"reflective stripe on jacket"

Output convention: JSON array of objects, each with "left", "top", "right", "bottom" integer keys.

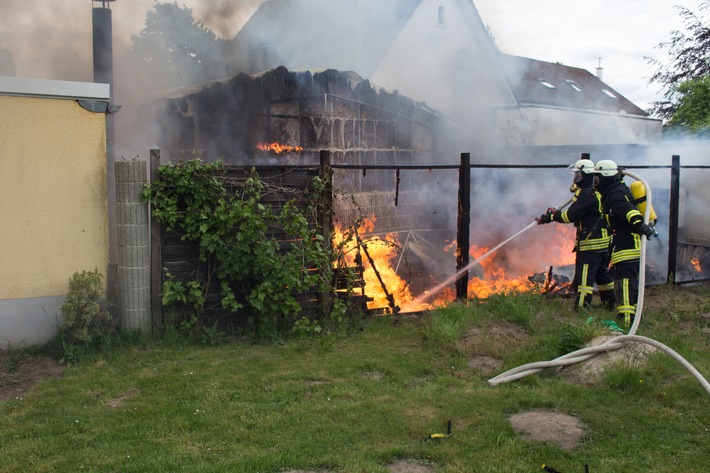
[
  {"left": 600, "top": 180, "right": 644, "bottom": 265},
  {"left": 554, "top": 186, "right": 611, "bottom": 253}
]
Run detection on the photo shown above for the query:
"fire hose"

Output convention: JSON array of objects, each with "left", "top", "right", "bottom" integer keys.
[
  {"left": 487, "top": 171, "right": 710, "bottom": 396},
  {"left": 409, "top": 198, "right": 573, "bottom": 308}
]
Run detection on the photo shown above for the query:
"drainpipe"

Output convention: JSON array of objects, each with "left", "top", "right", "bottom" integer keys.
[{"left": 92, "top": 0, "right": 119, "bottom": 311}]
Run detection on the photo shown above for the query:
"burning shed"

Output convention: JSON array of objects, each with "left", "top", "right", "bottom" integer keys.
[
  {"left": 152, "top": 65, "right": 456, "bottom": 235},
  {"left": 153, "top": 66, "right": 442, "bottom": 168}
]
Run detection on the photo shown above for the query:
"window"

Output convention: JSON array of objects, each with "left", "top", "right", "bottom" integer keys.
[
  {"left": 565, "top": 80, "right": 582, "bottom": 91},
  {"left": 438, "top": 6, "right": 445, "bottom": 25},
  {"left": 601, "top": 89, "right": 617, "bottom": 98},
  {"left": 537, "top": 78, "right": 556, "bottom": 89}
]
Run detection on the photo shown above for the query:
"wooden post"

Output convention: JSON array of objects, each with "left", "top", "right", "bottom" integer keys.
[
  {"left": 319, "top": 150, "right": 333, "bottom": 315},
  {"left": 150, "top": 149, "right": 163, "bottom": 334},
  {"left": 456, "top": 153, "right": 471, "bottom": 300},
  {"left": 667, "top": 154, "right": 680, "bottom": 285}
]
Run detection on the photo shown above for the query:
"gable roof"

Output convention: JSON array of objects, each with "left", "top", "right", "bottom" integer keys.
[
  {"left": 229, "top": 0, "right": 421, "bottom": 78},
  {"left": 497, "top": 54, "right": 648, "bottom": 116}
]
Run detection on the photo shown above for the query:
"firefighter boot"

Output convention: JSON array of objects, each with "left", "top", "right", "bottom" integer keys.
[{"left": 599, "top": 289, "right": 616, "bottom": 312}]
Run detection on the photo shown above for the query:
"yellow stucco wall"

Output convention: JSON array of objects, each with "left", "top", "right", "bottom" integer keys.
[{"left": 0, "top": 95, "right": 108, "bottom": 299}]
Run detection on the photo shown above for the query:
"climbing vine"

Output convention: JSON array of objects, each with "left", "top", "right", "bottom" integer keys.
[{"left": 143, "top": 158, "right": 352, "bottom": 338}]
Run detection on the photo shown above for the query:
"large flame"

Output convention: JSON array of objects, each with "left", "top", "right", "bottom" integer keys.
[
  {"left": 333, "top": 218, "right": 577, "bottom": 313},
  {"left": 334, "top": 217, "right": 417, "bottom": 312}
]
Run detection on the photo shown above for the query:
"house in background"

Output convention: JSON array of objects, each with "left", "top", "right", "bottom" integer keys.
[
  {"left": 0, "top": 77, "right": 110, "bottom": 349},
  {"left": 494, "top": 55, "right": 661, "bottom": 161},
  {"left": 221, "top": 0, "right": 660, "bottom": 163}
]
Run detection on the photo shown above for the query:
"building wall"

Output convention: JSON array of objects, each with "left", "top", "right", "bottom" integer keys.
[
  {"left": 0, "top": 91, "right": 109, "bottom": 348},
  {"left": 496, "top": 107, "right": 662, "bottom": 148},
  {"left": 372, "top": 0, "right": 517, "bottom": 113}
]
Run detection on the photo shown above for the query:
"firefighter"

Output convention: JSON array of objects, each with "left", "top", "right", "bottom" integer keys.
[
  {"left": 536, "top": 158, "right": 616, "bottom": 310},
  {"left": 593, "top": 159, "right": 655, "bottom": 326}
]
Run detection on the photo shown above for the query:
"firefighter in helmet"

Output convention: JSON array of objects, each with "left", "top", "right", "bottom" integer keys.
[
  {"left": 536, "top": 157, "right": 616, "bottom": 311},
  {"left": 593, "top": 159, "right": 655, "bottom": 325}
]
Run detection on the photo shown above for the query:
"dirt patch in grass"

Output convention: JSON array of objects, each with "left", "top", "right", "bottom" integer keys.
[
  {"left": 509, "top": 410, "right": 584, "bottom": 451},
  {"left": 467, "top": 355, "right": 504, "bottom": 375},
  {"left": 361, "top": 370, "right": 385, "bottom": 380},
  {"left": 106, "top": 388, "right": 141, "bottom": 408},
  {"left": 461, "top": 321, "right": 528, "bottom": 369},
  {"left": 0, "top": 352, "right": 65, "bottom": 401},
  {"left": 461, "top": 321, "right": 529, "bottom": 350},
  {"left": 560, "top": 334, "right": 660, "bottom": 386}
]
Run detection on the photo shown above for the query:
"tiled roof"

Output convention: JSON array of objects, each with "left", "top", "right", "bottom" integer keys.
[{"left": 497, "top": 54, "right": 648, "bottom": 116}]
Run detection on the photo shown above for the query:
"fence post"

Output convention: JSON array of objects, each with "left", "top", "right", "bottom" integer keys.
[
  {"left": 667, "top": 154, "right": 681, "bottom": 285},
  {"left": 150, "top": 149, "right": 163, "bottom": 333},
  {"left": 319, "top": 150, "right": 333, "bottom": 315},
  {"left": 456, "top": 153, "right": 471, "bottom": 300}
]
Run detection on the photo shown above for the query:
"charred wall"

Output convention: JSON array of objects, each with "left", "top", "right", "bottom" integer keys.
[
  {"left": 154, "top": 66, "right": 454, "bottom": 237},
  {"left": 155, "top": 67, "right": 442, "bottom": 171}
]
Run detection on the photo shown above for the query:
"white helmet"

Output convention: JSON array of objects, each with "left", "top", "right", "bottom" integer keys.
[
  {"left": 572, "top": 159, "right": 595, "bottom": 174},
  {"left": 595, "top": 159, "right": 619, "bottom": 177}
]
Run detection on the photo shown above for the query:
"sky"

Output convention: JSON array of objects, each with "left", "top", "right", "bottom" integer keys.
[
  {"left": 0, "top": 0, "right": 705, "bottom": 111},
  {"left": 475, "top": 0, "right": 706, "bottom": 110}
]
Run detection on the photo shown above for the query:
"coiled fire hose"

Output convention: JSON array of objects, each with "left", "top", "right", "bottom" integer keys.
[{"left": 487, "top": 171, "right": 710, "bottom": 396}]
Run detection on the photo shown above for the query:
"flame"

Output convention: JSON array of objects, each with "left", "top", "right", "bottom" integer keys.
[
  {"left": 466, "top": 245, "right": 534, "bottom": 298},
  {"left": 332, "top": 218, "right": 579, "bottom": 313},
  {"left": 334, "top": 216, "right": 421, "bottom": 312},
  {"left": 691, "top": 257, "right": 702, "bottom": 272},
  {"left": 256, "top": 142, "right": 303, "bottom": 154}
]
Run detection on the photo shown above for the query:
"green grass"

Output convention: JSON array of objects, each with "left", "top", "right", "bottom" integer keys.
[{"left": 1, "top": 284, "right": 709, "bottom": 472}]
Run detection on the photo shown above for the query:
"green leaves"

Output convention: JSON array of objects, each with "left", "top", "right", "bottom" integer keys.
[
  {"left": 144, "top": 158, "right": 343, "bottom": 337},
  {"left": 60, "top": 269, "right": 115, "bottom": 356}
]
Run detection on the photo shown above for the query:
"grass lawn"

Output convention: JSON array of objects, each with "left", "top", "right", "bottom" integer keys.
[{"left": 1, "top": 283, "right": 709, "bottom": 472}]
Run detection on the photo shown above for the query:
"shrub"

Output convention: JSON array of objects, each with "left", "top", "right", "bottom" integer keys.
[{"left": 60, "top": 269, "right": 115, "bottom": 348}]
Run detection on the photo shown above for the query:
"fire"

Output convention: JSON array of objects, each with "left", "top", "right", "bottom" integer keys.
[
  {"left": 332, "top": 217, "right": 579, "bottom": 314},
  {"left": 466, "top": 244, "right": 534, "bottom": 298},
  {"left": 691, "top": 257, "right": 702, "bottom": 272},
  {"left": 256, "top": 142, "right": 303, "bottom": 154},
  {"left": 334, "top": 217, "right": 419, "bottom": 313}
]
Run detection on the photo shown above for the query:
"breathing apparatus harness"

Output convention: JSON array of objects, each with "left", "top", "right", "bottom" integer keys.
[{"left": 488, "top": 170, "right": 710, "bottom": 396}]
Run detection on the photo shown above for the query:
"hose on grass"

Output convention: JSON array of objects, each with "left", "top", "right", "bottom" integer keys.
[{"left": 487, "top": 171, "right": 710, "bottom": 396}]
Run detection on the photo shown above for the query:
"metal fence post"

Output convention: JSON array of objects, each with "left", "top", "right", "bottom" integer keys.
[
  {"left": 456, "top": 153, "right": 471, "bottom": 300},
  {"left": 319, "top": 150, "right": 333, "bottom": 315},
  {"left": 667, "top": 155, "right": 681, "bottom": 285}
]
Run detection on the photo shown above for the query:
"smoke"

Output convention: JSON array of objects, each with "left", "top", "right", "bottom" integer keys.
[
  {"left": 0, "top": 1, "right": 265, "bottom": 80},
  {"left": 194, "top": 0, "right": 265, "bottom": 39},
  {"left": 3, "top": 0, "right": 706, "bottom": 290}
]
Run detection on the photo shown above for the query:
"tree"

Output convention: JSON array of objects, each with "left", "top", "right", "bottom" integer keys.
[
  {"left": 129, "top": 2, "right": 225, "bottom": 90},
  {"left": 665, "top": 75, "right": 710, "bottom": 136},
  {"left": 646, "top": 1, "right": 710, "bottom": 128}
]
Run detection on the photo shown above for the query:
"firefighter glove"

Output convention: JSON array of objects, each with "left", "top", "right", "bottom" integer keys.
[
  {"left": 536, "top": 208, "right": 555, "bottom": 225},
  {"left": 636, "top": 222, "right": 654, "bottom": 239}
]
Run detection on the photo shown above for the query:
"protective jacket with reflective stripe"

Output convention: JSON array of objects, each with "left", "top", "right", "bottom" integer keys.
[
  {"left": 599, "top": 179, "right": 644, "bottom": 265},
  {"left": 553, "top": 186, "right": 611, "bottom": 253}
]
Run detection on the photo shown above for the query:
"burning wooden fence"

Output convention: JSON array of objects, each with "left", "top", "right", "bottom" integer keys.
[{"left": 148, "top": 150, "right": 471, "bottom": 331}]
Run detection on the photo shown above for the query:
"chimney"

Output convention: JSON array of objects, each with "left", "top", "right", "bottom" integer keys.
[{"left": 596, "top": 57, "right": 603, "bottom": 81}]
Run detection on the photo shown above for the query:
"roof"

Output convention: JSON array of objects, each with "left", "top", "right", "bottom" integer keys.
[
  {"left": 497, "top": 55, "right": 648, "bottom": 117},
  {"left": 0, "top": 76, "right": 110, "bottom": 102}
]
